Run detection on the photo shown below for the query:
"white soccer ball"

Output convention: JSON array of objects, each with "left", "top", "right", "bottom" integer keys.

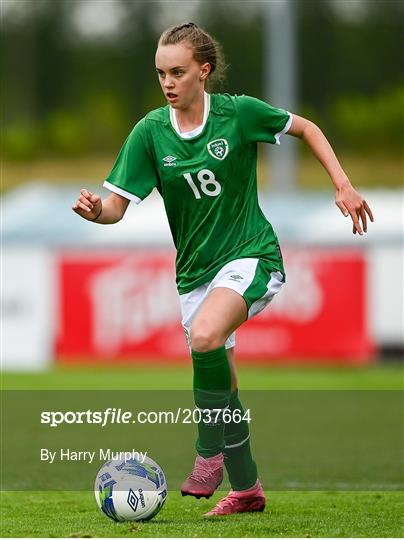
[{"left": 94, "top": 456, "right": 167, "bottom": 522}]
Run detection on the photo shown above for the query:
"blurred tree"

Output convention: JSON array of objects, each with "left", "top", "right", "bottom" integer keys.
[
  {"left": 297, "top": 0, "right": 403, "bottom": 126},
  {"left": 332, "top": 85, "right": 404, "bottom": 154},
  {"left": 1, "top": 0, "right": 403, "bottom": 160}
]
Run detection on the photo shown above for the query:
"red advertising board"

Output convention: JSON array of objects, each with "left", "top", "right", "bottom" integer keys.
[{"left": 55, "top": 248, "right": 375, "bottom": 364}]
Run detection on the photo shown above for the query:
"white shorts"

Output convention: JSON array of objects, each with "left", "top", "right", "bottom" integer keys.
[{"left": 179, "top": 257, "right": 284, "bottom": 350}]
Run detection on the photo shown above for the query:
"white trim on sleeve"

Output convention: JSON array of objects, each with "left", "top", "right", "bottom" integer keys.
[
  {"left": 103, "top": 180, "right": 142, "bottom": 204},
  {"left": 274, "top": 112, "right": 293, "bottom": 145}
]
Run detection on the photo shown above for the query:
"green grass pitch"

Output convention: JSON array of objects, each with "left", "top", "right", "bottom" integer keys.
[
  {"left": 3, "top": 362, "right": 403, "bottom": 391},
  {"left": 1, "top": 490, "right": 403, "bottom": 538},
  {"left": 1, "top": 362, "right": 403, "bottom": 537}
]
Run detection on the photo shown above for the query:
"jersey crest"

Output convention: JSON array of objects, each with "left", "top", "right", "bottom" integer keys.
[{"left": 207, "top": 139, "right": 229, "bottom": 160}]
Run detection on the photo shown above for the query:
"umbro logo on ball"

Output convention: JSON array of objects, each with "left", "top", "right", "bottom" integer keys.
[{"left": 127, "top": 488, "right": 139, "bottom": 512}]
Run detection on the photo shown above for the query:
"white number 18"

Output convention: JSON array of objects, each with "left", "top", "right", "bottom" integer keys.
[{"left": 183, "top": 169, "right": 221, "bottom": 199}]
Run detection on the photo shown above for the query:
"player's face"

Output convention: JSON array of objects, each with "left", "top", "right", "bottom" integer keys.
[{"left": 155, "top": 43, "right": 210, "bottom": 110}]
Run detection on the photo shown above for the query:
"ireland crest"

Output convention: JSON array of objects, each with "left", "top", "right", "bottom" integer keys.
[{"left": 207, "top": 139, "right": 229, "bottom": 160}]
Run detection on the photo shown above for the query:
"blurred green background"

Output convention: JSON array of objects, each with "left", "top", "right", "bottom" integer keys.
[
  {"left": 1, "top": 0, "right": 403, "bottom": 370},
  {"left": 1, "top": 4, "right": 403, "bottom": 536},
  {"left": 2, "top": 0, "right": 403, "bottom": 366},
  {"left": 1, "top": 0, "right": 403, "bottom": 192}
]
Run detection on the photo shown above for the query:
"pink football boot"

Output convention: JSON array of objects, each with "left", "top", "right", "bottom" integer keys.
[
  {"left": 204, "top": 479, "right": 266, "bottom": 516},
  {"left": 181, "top": 454, "right": 224, "bottom": 499}
]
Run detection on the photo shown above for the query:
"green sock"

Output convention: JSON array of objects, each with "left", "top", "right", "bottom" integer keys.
[
  {"left": 223, "top": 389, "right": 258, "bottom": 490},
  {"left": 192, "top": 346, "right": 231, "bottom": 458}
]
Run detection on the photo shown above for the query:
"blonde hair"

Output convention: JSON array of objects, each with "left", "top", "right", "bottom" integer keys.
[{"left": 158, "top": 23, "right": 226, "bottom": 90}]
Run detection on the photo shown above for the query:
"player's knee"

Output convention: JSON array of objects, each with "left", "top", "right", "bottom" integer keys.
[{"left": 190, "top": 322, "right": 224, "bottom": 352}]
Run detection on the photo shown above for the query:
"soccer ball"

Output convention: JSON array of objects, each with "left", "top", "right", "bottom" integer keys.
[{"left": 94, "top": 456, "right": 167, "bottom": 522}]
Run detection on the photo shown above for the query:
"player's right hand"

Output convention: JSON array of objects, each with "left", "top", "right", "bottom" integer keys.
[{"left": 72, "top": 188, "right": 102, "bottom": 220}]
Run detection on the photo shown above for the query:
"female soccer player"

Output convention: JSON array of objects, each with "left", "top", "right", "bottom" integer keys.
[{"left": 73, "top": 23, "right": 373, "bottom": 516}]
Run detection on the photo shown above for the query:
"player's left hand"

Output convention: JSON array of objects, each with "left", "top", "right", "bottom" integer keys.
[{"left": 335, "top": 183, "right": 374, "bottom": 235}]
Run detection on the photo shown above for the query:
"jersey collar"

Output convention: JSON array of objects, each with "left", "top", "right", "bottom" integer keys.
[{"left": 169, "top": 92, "right": 210, "bottom": 139}]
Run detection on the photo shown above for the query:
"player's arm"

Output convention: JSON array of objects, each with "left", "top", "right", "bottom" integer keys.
[
  {"left": 72, "top": 189, "right": 130, "bottom": 224},
  {"left": 287, "top": 114, "right": 374, "bottom": 235}
]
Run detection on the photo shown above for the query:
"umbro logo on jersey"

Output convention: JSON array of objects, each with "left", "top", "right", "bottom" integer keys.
[
  {"left": 229, "top": 274, "right": 244, "bottom": 283},
  {"left": 162, "top": 155, "right": 177, "bottom": 167},
  {"left": 207, "top": 139, "right": 229, "bottom": 161}
]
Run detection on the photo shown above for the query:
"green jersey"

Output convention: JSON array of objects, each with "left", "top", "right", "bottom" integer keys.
[{"left": 104, "top": 93, "right": 292, "bottom": 294}]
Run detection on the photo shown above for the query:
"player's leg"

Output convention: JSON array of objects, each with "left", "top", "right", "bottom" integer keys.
[
  {"left": 206, "top": 347, "right": 265, "bottom": 516},
  {"left": 190, "top": 286, "right": 247, "bottom": 456},
  {"left": 181, "top": 287, "right": 247, "bottom": 498},
  {"left": 201, "top": 260, "right": 284, "bottom": 514},
  {"left": 180, "top": 259, "right": 284, "bottom": 501},
  {"left": 190, "top": 286, "right": 247, "bottom": 352},
  {"left": 224, "top": 348, "right": 257, "bottom": 491}
]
